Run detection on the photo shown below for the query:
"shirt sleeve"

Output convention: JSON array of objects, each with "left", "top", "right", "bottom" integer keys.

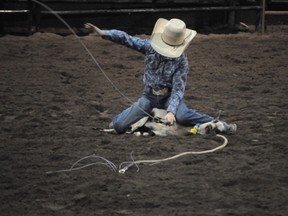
[
  {"left": 167, "top": 55, "right": 189, "bottom": 114},
  {"left": 102, "top": 29, "right": 149, "bottom": 54}
]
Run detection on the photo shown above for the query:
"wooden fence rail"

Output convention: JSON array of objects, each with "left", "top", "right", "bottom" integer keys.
[
  {"left": 261, "top": 0, "right": 288, "bottom": 33},
  {"left": 1, "top": 0, "right": 287, "bottom": 34}
]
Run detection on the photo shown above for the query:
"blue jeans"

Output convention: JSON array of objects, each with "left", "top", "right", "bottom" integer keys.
[{"left": 112, "top": 92, "right": 213, "bottom": 134}]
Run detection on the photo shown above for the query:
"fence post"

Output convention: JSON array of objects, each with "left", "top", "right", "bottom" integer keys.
[
  {"left": 261, "top": 0, "right": 266, "bottom": 33},
  {"left": 228, "top": 0, "right": 236, "bottom": 27}
]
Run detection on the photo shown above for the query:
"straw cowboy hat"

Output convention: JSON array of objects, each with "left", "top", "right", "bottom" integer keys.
[{"left": 150, "top": 18, "right": 197, "bottom": 58}]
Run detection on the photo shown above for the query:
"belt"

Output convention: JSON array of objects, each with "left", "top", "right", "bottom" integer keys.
[{"left": 151, "top": 86, "right": 170, "bottom": 96}]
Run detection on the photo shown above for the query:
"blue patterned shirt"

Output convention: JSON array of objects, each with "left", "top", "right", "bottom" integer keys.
[{"left": 103, "top": 30, "right": 189, "bottom": 114}]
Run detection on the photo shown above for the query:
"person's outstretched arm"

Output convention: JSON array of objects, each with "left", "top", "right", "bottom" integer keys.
[
  {"left": 84, "top": 23, "right": 105, "bottom": 36},
  {"left": 84, "top": 23, "right": 148, "bottom": 54}
]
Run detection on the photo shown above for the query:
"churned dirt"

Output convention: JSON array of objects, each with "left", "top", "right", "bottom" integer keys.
[{"left": 0, "top": 26, "right": 287, "bottom": 215}]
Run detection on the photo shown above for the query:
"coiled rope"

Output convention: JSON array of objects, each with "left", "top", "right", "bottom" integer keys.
[{"left": 46, "top": 134, "right": 228, "bottom": 175}]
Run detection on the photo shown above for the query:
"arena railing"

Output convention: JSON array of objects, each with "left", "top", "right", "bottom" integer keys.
[
  {"left": 261, "top": 0, "right": 288, "bottom": 33},
  {"left": 1, "top": 0, "right": 272, "bottom": 34}
]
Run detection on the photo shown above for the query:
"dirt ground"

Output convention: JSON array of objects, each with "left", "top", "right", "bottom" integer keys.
[{"left": 0, "top": 25, "right": 287, "bottom": 216}]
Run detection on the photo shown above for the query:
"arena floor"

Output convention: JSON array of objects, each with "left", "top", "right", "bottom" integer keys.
[{"left": 0, "top": 25, "right": 287, "bottom": 215}]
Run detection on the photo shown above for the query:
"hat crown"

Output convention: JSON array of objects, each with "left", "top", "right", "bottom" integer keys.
[
  {"left": 161, "top": 19, "right": 186, "bottom": 46},
  {"left": 150, "top": 18, "right": 196, "bottom": 58}
]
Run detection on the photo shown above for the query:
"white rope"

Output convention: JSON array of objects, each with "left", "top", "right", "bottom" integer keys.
[
  {"left": 118, "top": 134, "right": 228, "bottom": 174},
  {"left": 71, "top": 155, "right": 118, "bottom": 172},
  {"left": 31, "top": 0, "right": 155, "bottom": 120},
  {"left": 46, "top": 155, "right": 118, "bottom": 175},
  {"left": 46, "top": 134, "right": 228, "bottom": 175}
]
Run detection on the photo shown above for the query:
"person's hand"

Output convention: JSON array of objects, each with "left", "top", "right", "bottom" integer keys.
[
  {"left": 84, "top": 23, "right": 105, "bottom": 36},
  {"left": 165, "top": 112, "right": 176, "bottom": 126}
]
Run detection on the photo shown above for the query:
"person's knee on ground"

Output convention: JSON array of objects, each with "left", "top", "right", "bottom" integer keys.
[
  {"left": 113, "top": 121, "right": 129, "bottom": 134},
  {"left": 108, "top": 121, "right": 127, "bottom": 134},
  {"left": 111, "top": 96, "right": 152, "bottom": 134}
]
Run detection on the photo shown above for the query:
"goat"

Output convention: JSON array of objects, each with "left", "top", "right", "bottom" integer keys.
[{"left": 101, "top": 108, "right": 221, "bottom": 136}]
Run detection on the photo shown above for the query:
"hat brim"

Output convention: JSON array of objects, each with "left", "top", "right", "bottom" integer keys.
[{"left": 150, "top": 18, "right": 197, "bottom": 58}]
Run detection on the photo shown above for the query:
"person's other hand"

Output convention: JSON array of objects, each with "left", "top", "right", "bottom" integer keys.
[
  {"left": 165, "top": 112, "right": 176, "bottom": 126},
  {"left": 84, "top": 23, "right": 105, "bottom": 36}
]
